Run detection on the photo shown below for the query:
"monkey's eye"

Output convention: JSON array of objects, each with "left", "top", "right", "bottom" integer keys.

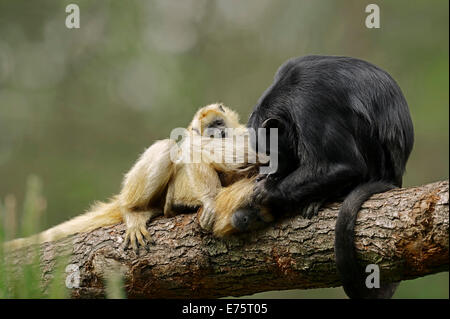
[{"left": 208, "top": 119, "right": 225, "bottom": 128}]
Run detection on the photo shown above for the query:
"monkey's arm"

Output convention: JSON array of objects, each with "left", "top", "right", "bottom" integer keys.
[
  {"left": 212, "top": 162, "right": 357, "bottom": 237},
  {"left": 185, "top": 162, "right": 221, "bottom": 230},
  {"left": 119, "top": 139, "right": 176, "bottom": 252},
  {"left": 255, "top": 162, "right": 364, "bottom": 217}
]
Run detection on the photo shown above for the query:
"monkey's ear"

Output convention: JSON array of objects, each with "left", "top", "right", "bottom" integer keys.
[
  {"left": 217, "top": 104, "right": 225, "bottom": 112},
  {"left": 261, "top": 118, "right": 284, "bottom": 135}
]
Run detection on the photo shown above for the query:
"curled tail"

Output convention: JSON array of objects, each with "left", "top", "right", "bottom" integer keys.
[
  {"left": 335, "top": 181, "right": 399, "bottom": 299},
  {"left": 4, "top": 199, "right": 123, "bottom": 251}
]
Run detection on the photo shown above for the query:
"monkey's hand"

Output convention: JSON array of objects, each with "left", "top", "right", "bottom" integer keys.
[
  {"left": 122, "top": 210, "right": 158, "bottom": 254},
  {"left": 300, "top": 200, "right": 325, "bottom": 218},
  {"left": 197, "top": 201, "right": 216, "bottom": 231},
  {"left": 252, "top": 174, "right": 272, "bottom": 206}
]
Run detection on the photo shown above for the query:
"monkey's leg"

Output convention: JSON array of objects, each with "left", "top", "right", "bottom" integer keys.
[
  {"left": 120, "top": 139, "right": 175, "bottom": 209},
  {"left": 254, "top": 163, "right": 364, "bottom": 215},
  {"left": 119, "top": 139, "right": 175, "bottom": 251},
  {"left": 185, "top": 163, "right": 221, "bottom": 231},
  {"left": 122, "top": 208, "right": 162, "bottom": 253}
]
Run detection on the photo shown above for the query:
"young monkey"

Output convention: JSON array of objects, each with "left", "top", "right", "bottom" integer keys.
[
  {"left": 4, "top": 103, "right": 257, "bottom": 252},
  {"left": 120, "top": 103, "right": 256, "bottom": 251},
  {"left": 178, "top": 104, "right": 261, "bottom": 231}
]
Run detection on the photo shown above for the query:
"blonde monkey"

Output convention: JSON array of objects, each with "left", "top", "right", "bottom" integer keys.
[
  {"left": 175, "top": 104, "right": 260, "bottom": 231},
  {"left": 184, "top": 106, "right": 273, "bottom": 238},
  {"left": 4, "top": 103, "right": 258, "bottom": 252}
]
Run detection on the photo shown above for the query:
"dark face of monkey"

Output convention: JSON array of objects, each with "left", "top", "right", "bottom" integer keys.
[
  {"left": 204, "top": 118, "right": 227, "bottom": 138},
  {"left": 231, "top": 207, "right": 268, "bottom": 232}
]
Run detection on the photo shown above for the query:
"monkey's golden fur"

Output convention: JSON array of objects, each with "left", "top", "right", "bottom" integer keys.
[
  {"left": 210, "top": 176, "right": 257, "bottom": 236},
  {"left": 4, "top": 103, "right": 260, "bottom": 251},
  {"left": 203, "top": 176, "right": 273, "bottom": 237}
]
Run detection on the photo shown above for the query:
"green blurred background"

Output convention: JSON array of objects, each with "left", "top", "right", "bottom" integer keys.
[{"left": 0, "top": 0, "right": 448, "bottom": 298}]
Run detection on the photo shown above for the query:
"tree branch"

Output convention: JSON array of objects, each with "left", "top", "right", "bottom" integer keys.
[{"left": 6, "top": 181, "right": 449, "bottom": 298}]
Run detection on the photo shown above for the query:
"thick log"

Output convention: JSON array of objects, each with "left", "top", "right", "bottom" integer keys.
[{"left": 5, "top": 181, "right": 449, "bottom": 298}]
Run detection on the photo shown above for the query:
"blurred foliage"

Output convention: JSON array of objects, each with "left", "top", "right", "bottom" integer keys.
[
  {"left": 0, "top": 0, "right": 448, "bottom": 298},
  {"left": 104, "top": 269, "right": 126, "bottom": 299},
  {"left": 0, "top": 175, "right": 69, "bottom": 298}
]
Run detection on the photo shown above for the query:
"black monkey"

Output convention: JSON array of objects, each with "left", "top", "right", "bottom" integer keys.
[{"left": 242, "top": 55, "right": 414, "bottom": 298}]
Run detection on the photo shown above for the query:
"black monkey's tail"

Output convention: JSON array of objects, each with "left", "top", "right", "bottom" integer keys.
[{"left": 335, "top": 181, "right": 399, "bottom": 299}]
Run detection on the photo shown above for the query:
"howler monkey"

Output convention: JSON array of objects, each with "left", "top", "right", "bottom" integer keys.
[
  {"left": 234, "top": 55, "right": 414, "bottom": 299},
  {"left": 4, "top": 103, "right": 257, "bottom": 253}
]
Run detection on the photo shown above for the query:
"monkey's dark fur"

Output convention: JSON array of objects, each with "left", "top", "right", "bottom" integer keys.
[{"left": 243, "top": 55, "right": 414, "bottom": 299}]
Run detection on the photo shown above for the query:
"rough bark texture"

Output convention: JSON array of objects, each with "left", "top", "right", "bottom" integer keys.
[{"left": 5, "top": 181, "right": 449, "bottom": 298}]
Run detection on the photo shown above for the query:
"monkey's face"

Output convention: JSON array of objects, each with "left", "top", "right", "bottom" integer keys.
[
  {"left": 189, "top": 103, "right": 242, "bottom": 136},
  {"left": 203, "top": 117, "right": 227, "bottom": 138},
  {"left": 230, "top": 207, "right": 272, "bottom": 233}
]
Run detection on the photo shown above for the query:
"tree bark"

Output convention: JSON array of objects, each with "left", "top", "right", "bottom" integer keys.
[{"left": 5, "top": 180, "right": 449, "bottom": 298}]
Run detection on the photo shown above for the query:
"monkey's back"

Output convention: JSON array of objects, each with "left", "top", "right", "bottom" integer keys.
[{"left": 249, "top": 55, "right": 414, "bottom": 188}]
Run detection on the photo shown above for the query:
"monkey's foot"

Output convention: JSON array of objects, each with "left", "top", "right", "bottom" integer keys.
[
  {"left": 198, "top": 202, "right": 216, "bottom": 231},
  {"left": 122, "top": 211, "right": 158, "bottom": 254},
  {"left": 300, "top": 201, "right": 324, "bottom": 218}
]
